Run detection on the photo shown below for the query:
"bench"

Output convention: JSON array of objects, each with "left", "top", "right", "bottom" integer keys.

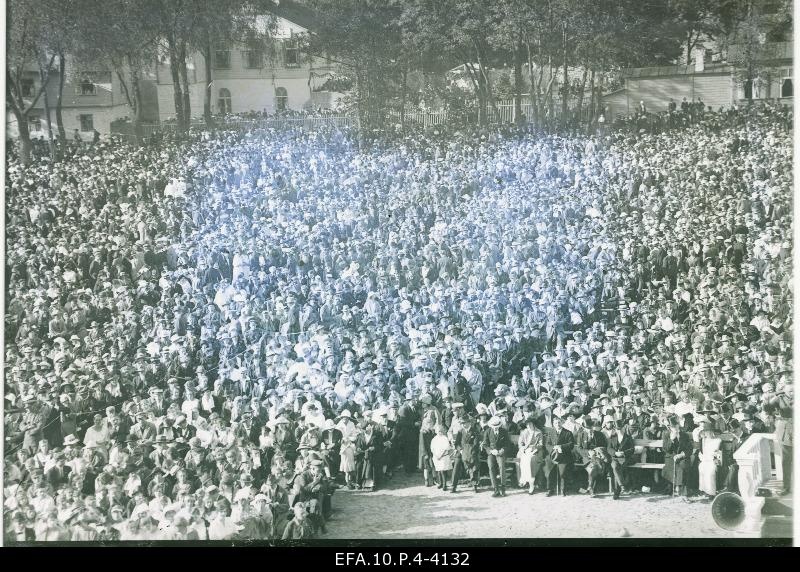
[
  {"left": 629, "top": 433, "right": 736, "bottom": 487},
  {"left": 631, "top": 439, "right": 665, "bottom": 472}
]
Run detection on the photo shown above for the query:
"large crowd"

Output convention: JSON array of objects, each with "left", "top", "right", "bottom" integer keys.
[{"left": 3, "top": 101, "right": 793, "bottom": 542}]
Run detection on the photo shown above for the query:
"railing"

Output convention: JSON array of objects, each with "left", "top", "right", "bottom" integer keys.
[
  {"left": 386, "top": 110, "right": 449, "bottom": 127},
  {"left": 733, "top": 432, "right": 783, "bottom": 534},
  {"left": 137, "top": 116, "right": 357, "bottom": 135},
  {"left": 117, "top": 98, "right": 599, "bottom": 142}
]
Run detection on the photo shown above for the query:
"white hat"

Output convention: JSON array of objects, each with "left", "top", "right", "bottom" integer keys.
[{"left": 488, "top": 416, "right": 502, "bottom": 428}]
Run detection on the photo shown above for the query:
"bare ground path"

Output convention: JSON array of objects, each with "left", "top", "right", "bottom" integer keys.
[{"left": 324, "top": 472, "right": 746, "bottom": 539}]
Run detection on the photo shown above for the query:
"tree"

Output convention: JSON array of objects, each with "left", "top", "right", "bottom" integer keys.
[
  {"left": 400, "top": 0, "right": 505, "bottom": 125},
  {"left": 6, "top": 0, "right": 59, "bottom": 163},
  {"left": 669, "top": 0, "right": 725, "bottom": 63},
  {"left": 74, "top": 0, "right": 162, "bottom": 143},
  {"left": 718, "top": 0, "right": 793, "bottom": 99},
  {"left": 32, "top": 0, "right": 83, "bottom": 145},
  {"left": 308, "top": 0, "right": 407, "bottom": 146},
  {"left": 487, "top": 0, "right": 537, "bottom": 124}
]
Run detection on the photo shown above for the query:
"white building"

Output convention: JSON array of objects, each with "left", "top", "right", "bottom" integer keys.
[
  {"left": 6, "top": 57, "right": 158, "bottom": 141},
  {"left": 154, "top": 5, "right": 341, "bottom": 121}
]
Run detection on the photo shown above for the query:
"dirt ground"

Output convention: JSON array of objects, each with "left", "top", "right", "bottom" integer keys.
[{"left": 324, "top": 472, "right": 749, "bottom": 539}]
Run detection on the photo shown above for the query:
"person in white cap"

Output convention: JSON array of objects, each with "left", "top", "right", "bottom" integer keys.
[
  {"left": 430, "top": 424, "right": 455, "bottom": 491},
  {"left": 482, "top": 416, "right": 511, "bottom": 497}
]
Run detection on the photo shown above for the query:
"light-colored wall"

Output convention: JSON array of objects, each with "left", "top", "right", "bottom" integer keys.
[
  {"left": 602, "top": 90, "right": 631, "bottom": 120},
  {"left": 214, "top": 76, "right": 312, "bottom": 114},
  {"left": 6, "top": 103, "right": 130, "bottom": 140},
  {"left": 692, "top": 75, "right": 734, "bottom": 109},
  {"left": 616, "top": 73, "right": 735, "bottom": 114},
  {"left": 626, "top": 76, "right": 693, "bottom": 112},
  {"left": 156, "top": 83, "right": 206, "bottom": 121},
  {"left": 156, "top": 73, "right": 330, "bottom": 119}
]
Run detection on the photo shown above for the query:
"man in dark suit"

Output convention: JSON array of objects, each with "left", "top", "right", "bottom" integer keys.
[
  {"left": 450, "top": 408, "right": 481, "bottom": 493},
  {"left": 396, "top": 396, "right": 420, "bottom": 474},
  {"left": 482, "top": 416, "right": 511, "bottom": 497},
  {"left": 607, "top": 420, "right": 636, "bottom": 499},
  {"left": 662, "top": 416, "right": 694, "bottom": 497},
  {"left": 545, "top": 415, "right": 575, "bottom": 496}
]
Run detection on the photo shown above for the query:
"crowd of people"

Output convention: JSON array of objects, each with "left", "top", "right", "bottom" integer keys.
[{"left": 3, "top": 100, "right": 793, "bottom": 542}]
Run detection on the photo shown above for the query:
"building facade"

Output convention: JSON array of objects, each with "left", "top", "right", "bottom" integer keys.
[
  {"left": 154, "top": 13, "right": 341, "bottom": 121},
  {"left": 603, "top": 42, "right": 793, "bottom": 120},
  {"left": 5, "top": 57, "right": 158, "bottom": 141}
]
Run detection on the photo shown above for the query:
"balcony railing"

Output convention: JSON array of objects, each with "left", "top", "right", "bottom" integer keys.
[{"left": 733, "top": 432, "right": 784, "bottom": 533}]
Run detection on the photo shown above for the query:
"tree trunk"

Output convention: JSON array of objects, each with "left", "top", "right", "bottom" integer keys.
[
  {"left": 475, "top": 42, "right": 498, "bottom": 123},
  {"left": 544, "top": 55, "right": 556, "bottom": 132},
  {"left": 203, "top": 40, "right": 214, "bottom": 128},
  {"left": 587, "top": 68, "right": 596, "bottom": 134},
  {"left": 131, "top": 67, "right": 145, "bottom": 144},
  {"left": 561, "top": 23, "right": 569, "bottom": 126},
  {"left": 168, "top": 33, "right": 185, "bottom": 131},
  {"left": 41, "top": 73, "right": 56, "bottom": 159},
  {"left": 400, "top": 63, "right": 408, "bottom": 132},
  {"left": 513, "top": 39, "right": 524, "bottom": 124},
  {"left": 355, "top": 68, "right": 366, "bottom": 151},
  {"left": 576, "top": 66, "right": 588, "bottom": 125},
  {"left": 525, "top": 41, "right": 538, "bottom": 124},
  {"left": 463, "top": 61, "right": 484, "bottom": 125},
  {"left": 179, "top": 40, "right": 191, "bottom": 130},
  {"left": 56, "top": 51, "right": 67, "bottom": 143},
  {"left": 11, "top": 105, "right": 33, "bottom": 165}
]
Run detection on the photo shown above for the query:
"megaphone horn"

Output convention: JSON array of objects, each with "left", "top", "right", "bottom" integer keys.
[{"left": 711, "top": 491, "right": 746, "bottom": 530}]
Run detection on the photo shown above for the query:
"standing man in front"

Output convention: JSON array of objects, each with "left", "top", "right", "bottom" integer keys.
[
  {"left": 545, "top": 414, "right": 575, "bottom": 497},
  {"left": 775, "top": 407, "right": 792, "bottom": 496},
  {"left": 482, "top": 416, "right": 510, "bottom": 497}
]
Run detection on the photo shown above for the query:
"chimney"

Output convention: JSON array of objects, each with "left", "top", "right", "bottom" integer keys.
[{"left": 694, "top": 47, "right": 705, "bottom": 72}]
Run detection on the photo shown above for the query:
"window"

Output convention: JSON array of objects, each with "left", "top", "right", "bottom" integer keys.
[
  {"left": 28, "top": 115, "right": 42, "bottom": 132},
  {"left": 218, "top": 88, "right": 232, "bottom": 115},
  {"left": 781, "top": 77, "right": 793, "bottom": 98},
  {"left": 275, "top": 87, "right": 288, "bottom": 111},
  {"left": 21, "top": 79, "right": 34, "bottom": 97},
  {"left": 79, "top": 114, "right": 94, "bottom": 132},
  {"left": 743, "top": 80, "right": 753, "bottom": 100},
  {"left": 242, "top": 50, "right": 262, "bottom": 69},
  {"left": 284, "top": 39, "right": 299, "bottom": 67},
  {"left": 214, "top": 50, "right": 231, "bottom": 69},
  {"left": 79, "top": 79, "right": 96, "bottom": 95}
]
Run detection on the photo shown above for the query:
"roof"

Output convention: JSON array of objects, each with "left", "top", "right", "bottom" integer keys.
[
  {"left": 269, "top": 0, "right": 319, "bottom": 32},
  {"left": 727, "top": 41, "right": 793, "bottom": 63},
  {"left": 624, "top": 63, "right": 733, "bottom": 79}
]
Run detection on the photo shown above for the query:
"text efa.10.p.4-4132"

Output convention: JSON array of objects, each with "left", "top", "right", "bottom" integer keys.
[{"left": 335, "top": 553, "right": 471, "bottom": 566}]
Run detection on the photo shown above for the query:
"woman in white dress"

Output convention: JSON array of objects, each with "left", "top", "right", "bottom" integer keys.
[
  {"left": 339, "top": 431, "right": 359, "bottom": 489},
  {"left": 430, "top": 424, "right": 455, "bottom": 491},
  {"left": 696, "top": 418, "right": 722, "bottom": 497},
  {"left": 517, "top": 416, "right": 545, "bottom": 493}
]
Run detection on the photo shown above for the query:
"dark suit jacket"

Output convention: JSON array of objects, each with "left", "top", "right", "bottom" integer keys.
[
  {"left": 453, "top": 423, "right": 482, "bottom": 464},
  {"left": 545, "top": 428, "right": 575, "bottom": 464},
  {"left": 607, "top": 432, "right": 636, "bottom": 465},
  {"left": 482, "top": 426, "right": 511, "bottom": 457}
]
